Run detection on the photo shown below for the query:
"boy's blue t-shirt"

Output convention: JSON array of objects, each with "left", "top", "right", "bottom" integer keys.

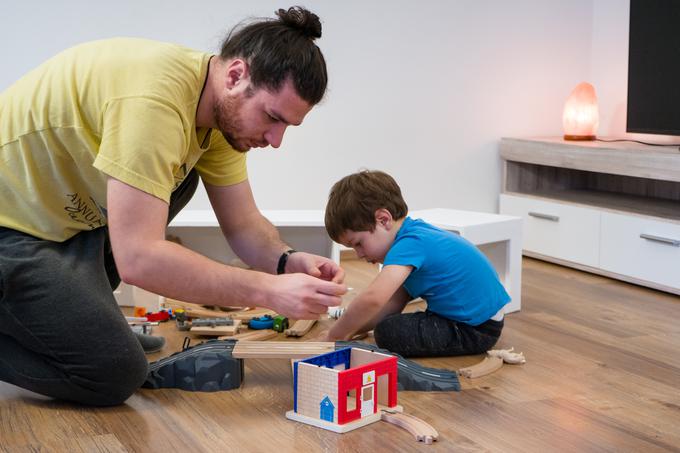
[{"left": 383, "top": 216, "right": 510, "bottom": 326}]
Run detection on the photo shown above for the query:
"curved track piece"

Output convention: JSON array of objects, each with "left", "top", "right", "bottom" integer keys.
[
  {"left": 458, "top": 355, "right": 503, "bottom": 378},
  {"left": 381, "top": 410, "right": 439, "bottom": 444},
  {"left": 284, "top": 319, "right": 316, "bottom": 337}
]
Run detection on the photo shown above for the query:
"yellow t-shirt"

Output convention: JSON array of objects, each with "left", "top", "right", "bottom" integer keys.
[{"left": 0, "top": 38, "right": 247, "bottom": 241}]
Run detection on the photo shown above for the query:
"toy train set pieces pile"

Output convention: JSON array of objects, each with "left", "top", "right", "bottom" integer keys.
[
  {"left": 458, "top": 347, "right": 526, "bottom": 378},
  {"left": 163, "top": 299, "right": 277, "bottom": 321},
  {"left": 167, "top": 301, "right": 292, "bottom": 337},
  {"left": 143, "top": 340, "right": 460, "bottom": 392}
]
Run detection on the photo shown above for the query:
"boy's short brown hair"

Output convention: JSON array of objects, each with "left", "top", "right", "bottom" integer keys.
[{"left": 324, "top": 170, "right": 408, "bottom": 242}]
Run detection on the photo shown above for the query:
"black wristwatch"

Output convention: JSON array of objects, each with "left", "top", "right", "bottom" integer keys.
[{"left": 276, "top": 249, "right": 297, "bottom": 275}]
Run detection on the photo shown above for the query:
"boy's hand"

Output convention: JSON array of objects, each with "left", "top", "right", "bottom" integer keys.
[{"left": 285, "top": 251, "right": 345, "bottom": 283}]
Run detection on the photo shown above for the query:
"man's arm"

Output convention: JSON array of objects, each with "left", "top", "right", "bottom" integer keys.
[
  {"left": 326, "top": 265, "right": 412, "bottom": 341},
  {"left": 107, "top": 177, "right": 345, "bottom": 319},
  {"left": 204, "top": 180, "right": 344, "bottom": 282}
]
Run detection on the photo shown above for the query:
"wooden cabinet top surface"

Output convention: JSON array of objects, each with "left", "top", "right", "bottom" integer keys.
[{"left": 500, "top": 137, "right": 680, "bottom": 182}]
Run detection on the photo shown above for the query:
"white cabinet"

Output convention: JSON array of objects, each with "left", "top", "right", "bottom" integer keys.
[
  {"left": 500, "top": 194, "right": 600, "bottom": 267},
  {"left": 600, "top": 213, "right": 680, "bottom": 289},
  {"left": 499, "top": 137, "right": 680, "bottom": 296}
]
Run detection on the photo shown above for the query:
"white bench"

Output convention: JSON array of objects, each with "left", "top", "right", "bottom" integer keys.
[
  {"left": 115, "top": 209, "right": 338, "bottom": 310},
  {"left": 167, "top": 209, "right": 339, "bottom": 264}
]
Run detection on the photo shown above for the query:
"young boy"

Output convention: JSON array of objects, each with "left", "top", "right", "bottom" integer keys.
[{"left": 324, "top": 170, "right": 509, "bottom": 357}]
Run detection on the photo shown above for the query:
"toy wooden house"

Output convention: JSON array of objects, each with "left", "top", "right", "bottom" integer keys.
[{"left": 286, "top": 347, "right": 400, "bottom": 433}]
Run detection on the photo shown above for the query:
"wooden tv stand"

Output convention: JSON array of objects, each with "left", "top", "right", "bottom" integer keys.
[{"left": 499, "top": 137, "right": 680, "bottom": 295}]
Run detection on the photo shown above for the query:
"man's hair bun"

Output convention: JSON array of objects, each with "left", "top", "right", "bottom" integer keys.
[{"left": 276, "top": 6, "right": 322, "bottom": 39}]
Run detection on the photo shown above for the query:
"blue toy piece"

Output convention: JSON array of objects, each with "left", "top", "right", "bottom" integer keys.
[
  {"left": 319, "top": 396, "right": 335, "bottom": 422},
  {"left": 248, "top": 315, "right": 274, "bottom": 330}
]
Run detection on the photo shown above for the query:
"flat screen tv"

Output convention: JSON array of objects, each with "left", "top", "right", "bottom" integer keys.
[{"left": 627, "top": 0, "right": 680, "bottom": 136}]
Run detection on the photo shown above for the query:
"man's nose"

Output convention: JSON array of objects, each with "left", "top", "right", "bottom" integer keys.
[{"left": 265, "top": 123, "right": 287, "bottom": 148}]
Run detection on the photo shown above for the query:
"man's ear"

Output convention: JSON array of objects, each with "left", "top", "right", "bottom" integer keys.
[
  {"left": 225, "top": 58, "right": 250, "bottom": 90},
  {"left": 375, "top": 208, "right": 393, "bottom": 229}
]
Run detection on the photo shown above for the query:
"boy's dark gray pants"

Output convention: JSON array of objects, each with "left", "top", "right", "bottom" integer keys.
[
  {"left": 0, "top": 171, "right": 198, "bottom": 406},
  {"left": 374, "top": 310, "right": 503, "bottom": 358}
]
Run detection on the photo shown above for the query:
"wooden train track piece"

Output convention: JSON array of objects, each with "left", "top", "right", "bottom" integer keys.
[
  {"left": 164, "top": 300, "right": 234, "bottom": 318},
  {"left": 284, "top": 319, "right": 317, "bottom": 337},
  {"left": 232, "top": 341, "right": 335, "bottom": 359},
  {"left": 458, "top": 355, "right": 503, "bottom": 378},
  {"left": 190, "top": 319, "right": 242, "bottom": 336},
  {"left": 219, "top": 329, "right": 279, "bottom": 341},
  {"left": 487, "top": 347, "right": 526, "bottom": 364},
  {"left": 380, "top": 410, "right": 439, "bottom": 444},
  {"left": 229, "top": 308, "right": 278, "bottom": 321},
  {"left": 459, "top": 347, "right": 526, "bottom": 378}
]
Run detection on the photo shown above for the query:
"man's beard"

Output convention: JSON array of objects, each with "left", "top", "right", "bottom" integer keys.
[{"left": 213, "top": 90, "right": 250, "bottom": 153}]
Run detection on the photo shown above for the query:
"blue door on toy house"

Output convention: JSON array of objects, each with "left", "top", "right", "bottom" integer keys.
[{"left": 319, "top": 396, "right": 335, "bottom": 422}]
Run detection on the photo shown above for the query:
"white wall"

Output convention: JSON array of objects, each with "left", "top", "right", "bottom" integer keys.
[{"left": 1, "top": 0, "right": 597, "bottom": 213}]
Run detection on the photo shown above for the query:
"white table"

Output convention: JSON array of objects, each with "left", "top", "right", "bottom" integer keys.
[{"left": 411, "top": 209, "right": 522, "bottom": 313}]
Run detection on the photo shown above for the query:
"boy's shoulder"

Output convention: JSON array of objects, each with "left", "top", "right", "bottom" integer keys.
[
  {"left": 396, "top": 216, "right": 448, "bottom": 238},
  {"left": 392, "top": 216, "right": 470, "bottom": 251}
]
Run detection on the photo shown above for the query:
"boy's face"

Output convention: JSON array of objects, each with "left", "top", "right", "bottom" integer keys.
[{"left": 339, "top": 225, "right": 393, "bottom": 264}]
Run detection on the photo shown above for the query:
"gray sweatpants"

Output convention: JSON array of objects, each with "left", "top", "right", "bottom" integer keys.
[{"left": 0, "top": 171, "right": 198, "bottom": 405}]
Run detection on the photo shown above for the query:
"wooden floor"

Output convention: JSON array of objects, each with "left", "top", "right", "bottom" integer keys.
[{"left": 2, "top": 257, "right": 680, "bottom": 452}]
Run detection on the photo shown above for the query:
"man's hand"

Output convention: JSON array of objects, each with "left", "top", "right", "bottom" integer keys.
[
  {"left": 285, "top": 251, "right": 345, "bottom": 283},
  {"left": 266, "top": 273, "right": 346, "bottom": 319}
]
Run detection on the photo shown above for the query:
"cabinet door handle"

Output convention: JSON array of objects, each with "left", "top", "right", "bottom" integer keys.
[
  {"left": 528, "top": 212, "right": 560, "bottom": 222},
  {"left": 639, "top": 233, "right": 680, "bottom": 247}
]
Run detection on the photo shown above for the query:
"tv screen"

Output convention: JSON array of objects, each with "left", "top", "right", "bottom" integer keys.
[{"left": 627, "top": 0, "right": 680, "bottom": 136}]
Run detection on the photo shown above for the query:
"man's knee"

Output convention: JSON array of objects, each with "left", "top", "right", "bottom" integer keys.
[{"left": 72, "top": 348, "right": 148, "bottom": 406}]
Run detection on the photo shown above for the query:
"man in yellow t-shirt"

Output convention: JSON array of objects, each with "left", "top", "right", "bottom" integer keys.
[{"left": 0, "top": 7, "right": 346, "bottom": 406}]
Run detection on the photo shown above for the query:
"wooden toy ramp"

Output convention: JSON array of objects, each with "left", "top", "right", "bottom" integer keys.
[{"left": 232, "top": 341, "right": 335, "bottom": 359}]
